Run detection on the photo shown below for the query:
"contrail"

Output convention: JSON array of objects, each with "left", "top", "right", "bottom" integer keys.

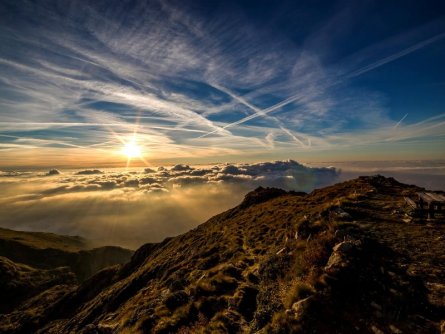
[
  {"left": 0, "top": 134, "right": 107, "bottom": 151},
  {"left": 393, "top": 113, "right": 408, "bottom": 129},
  {"left": 199, "top": 32, "right": 445, "bottom": 138},
  {"left": 199, "top": 90, "right": 307, "bottom": 138},
  {"left": 278, "top": 126, "right": 307, "bottom": 147},
  {"left": 346, "top": 32, "right": 445, "bottom": 78},
  {"left": 208, "top": 83, "right": 309, "bottom": 147},
  {"left": 0, "top": 122, "right": 207, "bottom": 133}
]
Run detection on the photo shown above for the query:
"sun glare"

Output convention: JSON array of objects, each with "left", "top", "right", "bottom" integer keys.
[{"left": 122, "top": 141, "right": 142, "bottom": 158}]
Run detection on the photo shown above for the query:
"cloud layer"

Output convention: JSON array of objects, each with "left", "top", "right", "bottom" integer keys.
[
  {"left": 2, "top": 159, "right": 444, "bottom": 248},
  {"left": 0, "top": 160, "right": 339, "bottom": 248}
]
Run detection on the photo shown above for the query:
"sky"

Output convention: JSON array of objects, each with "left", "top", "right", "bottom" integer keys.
[{"left": 0, "top": 0, "right": 445, "bottom": 168}]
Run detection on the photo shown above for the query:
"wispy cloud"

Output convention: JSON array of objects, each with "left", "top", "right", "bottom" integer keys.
[
  {"left": 199, "top": 32, "right": 445, "bottom": 138},
  {"left": 393, "top": 114, "right": 408, "bottom": 129},
  {"left": 0, "top": 0, "right": 444, "bottom": 165}
]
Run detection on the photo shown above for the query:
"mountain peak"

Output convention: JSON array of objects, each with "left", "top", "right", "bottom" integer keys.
[{"left": 239, "top": 187, "right": 294, "bottom": 209}]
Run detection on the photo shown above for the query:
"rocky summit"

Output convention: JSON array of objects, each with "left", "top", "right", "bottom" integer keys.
[{"left": 0, "top": 176, "right": 444, "bottom": 334}]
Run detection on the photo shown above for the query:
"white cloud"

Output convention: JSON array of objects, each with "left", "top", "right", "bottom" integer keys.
[
  {"left": 0, "top": 160, "right": 340, "bottom": 248},
  {"left": 2, "top": 160, "right": 444, "bottom": 248}
]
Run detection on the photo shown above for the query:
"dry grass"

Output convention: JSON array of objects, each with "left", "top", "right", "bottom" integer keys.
[
  {"left": 284, "top": 282, "right": 315, "bottom": 309},
  {"left": 300, "top": 229, "right": 336, "bottom": 273},
  {"left": 2, "top": 177, "right": 444, "bottom": 334}
]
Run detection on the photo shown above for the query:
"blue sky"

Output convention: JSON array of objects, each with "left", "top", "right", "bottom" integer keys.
[{"left": 0, "top": 0, "right": 444, "bottom": 167}]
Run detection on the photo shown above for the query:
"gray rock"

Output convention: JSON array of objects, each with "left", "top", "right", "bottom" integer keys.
[
  {"left": 324, "top": 240, "right": 362, "bottom": 274},
  {"left": 332, "top": 240, "right": 361, "bottom": 254},
  {"left": 291, "top": 296, "right": 313, "bottom": 319}
]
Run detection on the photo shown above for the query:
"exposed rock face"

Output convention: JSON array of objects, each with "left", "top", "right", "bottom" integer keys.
[{"left": 0, "top": 176, "right": 444, "bottom": 333}]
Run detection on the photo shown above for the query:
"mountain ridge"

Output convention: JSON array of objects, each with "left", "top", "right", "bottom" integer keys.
[{"left": 0, "top": 175, "right": 444, "bottom": 333}]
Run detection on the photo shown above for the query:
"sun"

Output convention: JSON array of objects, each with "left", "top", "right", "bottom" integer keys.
[
  {"left": 122, "top": 140, "right": 142, "bottom": 158},
  {"left": 118, "top": 134, "right": 149, "bottom": 168}
]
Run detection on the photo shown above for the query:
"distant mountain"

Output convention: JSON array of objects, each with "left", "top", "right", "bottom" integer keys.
[
  {"left": 0, "top": 256, "right": 76, "bottom": 314},
  {"left": 0, "top": 176, "right": 444, "bottom": 333},
  {"left": 0, "top": 227, "right": 133, "bottom": 282},
  {"left": 0, "top": 227, "right": 133, "bottom": 315}
]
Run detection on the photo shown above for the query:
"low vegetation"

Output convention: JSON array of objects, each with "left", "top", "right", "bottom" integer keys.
[
  {"left": 0, "top": 228, "right": 133, "bottom": 282},
  {"left": 0, "top": 175, "right": 444, "bottom": 333}
]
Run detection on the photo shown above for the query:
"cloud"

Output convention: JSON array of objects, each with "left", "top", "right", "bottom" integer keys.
[
  {"left": 171, "top": 164, "right": 194, "bottom": 172},
  {"left": 18, "top": 160, "right": 340, "bottom": 197},
  {"left": 0, "top": 171, "right": 30, "bottom": 177},
  {"left": 0, "top": 161, "right": 340, "bottom": 248},
  {"left": 0, "top": 0, "right": 443, "bottom": 166},
  {"left": 1, "top": 160, "right": 444, "bottom": 249}
]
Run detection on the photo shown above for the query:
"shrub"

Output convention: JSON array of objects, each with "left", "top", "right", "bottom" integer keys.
[
  {"left": 199, "top": 254, "right": 220, "bottom": 270},
  {"left": 234, "top": 285, "right": 258, "bottom": 320},
  {"left": 165, "top": 290, "right": 189, "bottom": 311},
  {"left": 252, "top": 284, "right": 283, "bottom": 330},
  {"left": 194, "top": 274, "right": 238, "bottom": 297},
  {"left": 300, "top": 232, "right": 336, "bottom": 272},
  {"left": 208, "top": 310, "right": 242, "bottom": 333},
  {"left": 197, "top": 296, "right": 228, "bottom": 318},
  {"left": 154, "top": 303, "right": 198, "bottom": 334},
  {"left": 258, "top": 253, "right": 292, "bottom": 281},
  {"left": 267, "top": 311, "right": 302, "bottom": 334},
  {"left": 221, "top": 265, "right": 242, "bottom": 279}
]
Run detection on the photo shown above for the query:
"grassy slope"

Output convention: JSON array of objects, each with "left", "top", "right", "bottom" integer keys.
[
  {"left": 0, "top": 228, "right": 134, "bottom": 282},
  {"left": 1, "top": 176, "right": 444, "bottom": 334},
  {"left": 0, "top": 228, "right": 133, "bottom": 319},
  {"left": 0, "top": 256, "right": 76, "bottom": 314},
  {"left": 0, "top": 228, "right": 87, "bottom": 252}
]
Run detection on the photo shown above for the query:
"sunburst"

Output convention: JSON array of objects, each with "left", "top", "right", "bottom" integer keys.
[{"left": 122, "top": 139, "right": 142, "bottom": 158}]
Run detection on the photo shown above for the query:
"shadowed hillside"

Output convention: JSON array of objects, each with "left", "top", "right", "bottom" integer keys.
[
  {"left": 0, "top": 176, "right": 444, "bottom": 333},
  {"left": 0, "top": 228, "right": 133, "bottom": 314},
  {"left": 0, "top": 228, "right": 134, "bottom": 282}
]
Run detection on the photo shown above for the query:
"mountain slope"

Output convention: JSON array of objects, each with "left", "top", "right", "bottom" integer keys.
[
  {"left": 0, "top": 256, "right": 76, "bottom": 314},
  {"left": 0, "top": 228, "right": 133, "bottom": 282},
  {"left": 0, "top": 176, "right": 444, "bottom": 333},
  {"left": 0, "top": 228, "right": 87, "bottom": 252}
]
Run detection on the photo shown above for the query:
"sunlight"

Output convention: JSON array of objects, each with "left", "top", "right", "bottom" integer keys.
[
  {"left": 122, "top": 140, "right": 142, "bottom": 158},
  {"left": 117, "top": 133, "right": 150, "bottom": 168}
]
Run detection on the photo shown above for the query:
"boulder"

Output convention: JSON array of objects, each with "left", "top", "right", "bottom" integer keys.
[{"left": 324, "top": 240, "right": 361, "bottom": 275}]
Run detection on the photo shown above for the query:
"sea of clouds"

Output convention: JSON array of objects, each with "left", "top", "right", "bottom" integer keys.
[{"left": 0, "top": 160, "right": 339, "bottom": 249}]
